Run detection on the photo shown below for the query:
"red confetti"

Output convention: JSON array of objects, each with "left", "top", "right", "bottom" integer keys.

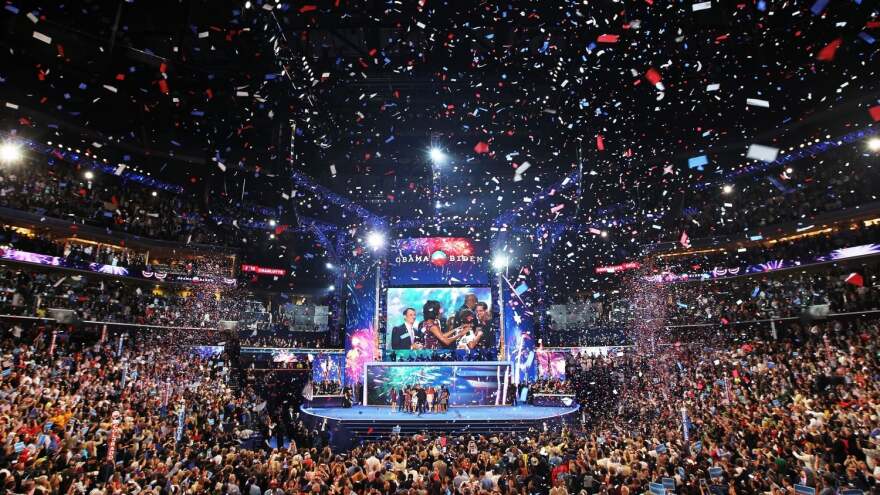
[
  {"left": 869, "top": 105, "right": 880, "bottom": 122},
  {"left": 645, "top": 68, "right": 661, "bottom": 86},
  {"left": 115, "top": 73, "right": 125, "bottom": 81},
  {"left": 473, "top": 141, "right": 490, "bottom": 154},
  {"left": 158, "top": 79, "right": 169, "bottom": 95},
  {"left": 596, "top": 134, "right": 605, "bottom": 151},
  {"left": 299, "top": 5, "right": 317, "bottom": 13},
  {"left": 816, "top": 38, "right": 842, "bottom": 61},
  {"left": 596, "top": 34, "right": 619, "bottom": 43}
]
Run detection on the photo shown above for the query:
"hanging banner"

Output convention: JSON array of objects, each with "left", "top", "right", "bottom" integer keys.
[{"left": 344, "top": 263, "right": 378, "bottom": 385}]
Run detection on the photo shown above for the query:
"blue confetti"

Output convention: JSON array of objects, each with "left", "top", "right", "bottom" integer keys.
[
  {"left": 810, "top": 0, "right": 829, "bottom": 16},
  {"left": 688, "top": 155, "right": 708, "bottom": 170}
]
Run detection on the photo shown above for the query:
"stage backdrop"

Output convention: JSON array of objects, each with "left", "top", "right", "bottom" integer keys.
[
  {"left": 389, "top": 237, "right": 488, "bottom": 285},
  {"left": 385, "top": 286, "right": 492, "bottom": 351},
  {"left": 364, "top": 362, "right": 510, "bottom": 406},
  {"left": 344, "top": 263, "right": 379, "bottom": 385}
]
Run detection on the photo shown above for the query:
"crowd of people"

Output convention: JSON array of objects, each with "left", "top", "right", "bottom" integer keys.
[
  {"left": 0, "top": 267, "right": 242, "bottom": 327},
  {"left": 664, "top": 265, "right": 880, "bottom": 325},
  {"left": 1, "top": 308, "right": 878, "bottom": 494},
  {"left": 0, "top": 159, "right": 281, "bottom": 250}
]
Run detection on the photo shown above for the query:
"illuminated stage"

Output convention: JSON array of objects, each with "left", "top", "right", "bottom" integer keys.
[{"left": 300, "top": 404, "right": 580, "bottom": 446}]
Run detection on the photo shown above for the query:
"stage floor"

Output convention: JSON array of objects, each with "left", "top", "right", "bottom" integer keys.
[{"left": 301, "top": 404, "right": 579, "bottom": 422}]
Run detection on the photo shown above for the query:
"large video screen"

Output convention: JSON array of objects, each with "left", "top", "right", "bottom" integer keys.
[
  {"left": 385, "top": 286, "right": 493, "bottom": 352},
  {"left": 364, "top": 362, "right": 510, "bottom": 406},
  {"left": 389, "top": 237, "right": 488, "bottom": 285}
]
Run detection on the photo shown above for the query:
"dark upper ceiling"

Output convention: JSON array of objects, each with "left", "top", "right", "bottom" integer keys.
[{"left": 0, "top": 0, "right": 878, "bottom": 292}]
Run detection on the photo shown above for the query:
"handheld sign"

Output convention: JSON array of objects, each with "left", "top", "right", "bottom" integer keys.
[{"left": 793, "top": 485, "right": 816, "bottom": 495}]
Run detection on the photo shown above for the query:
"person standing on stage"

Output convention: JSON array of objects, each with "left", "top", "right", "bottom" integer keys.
[
  {"left": 410, "top": 386, "right": 419, "bottom": 413},
  {"left": 417, "top": 385, "right": 428, "bottom": 415},
  {"left": 390, "top": 308, "right": 423, "bottom": 350},
  {"left": 397, "top": 387, "right": 406, "bottom": 412},
  {"left": 422, "top": 300, "right": 465, "bottom": 350},
  {"left": 390, "top": 387, "right": 398, "bottom": 412},
  {"left": 426, "top": 385, "right": 435, "bottom": 412}
]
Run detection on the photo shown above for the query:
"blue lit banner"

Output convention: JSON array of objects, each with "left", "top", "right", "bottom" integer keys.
[
  {"left": 385, "top": 286, "right": 492, "bottom": 351},
  {"left": 363, "top": 362, "right": 510, "bottom": 406},
  {"left": 344, "top": 263, "right": 379, "bottom": 385},
  {"left": 389, "top": 237, "right": 488, "bottom": 285},
  {"left": 501, "top": 266, "right": 536, "bottom": 384},
  {"left": 188, "top": 345, "right": 225, "bottom": 359},
  {"left": 312, "top": 351, "right": 345, "bottom": 385}
]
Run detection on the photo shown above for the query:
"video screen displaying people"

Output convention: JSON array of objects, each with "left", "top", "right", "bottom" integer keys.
[{"left": 385, "top": 287, "right": 496, "bottom": 360}]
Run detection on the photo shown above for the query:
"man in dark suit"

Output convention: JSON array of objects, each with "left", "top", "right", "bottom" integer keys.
[{"left": 390, "top": 308, "right": 422, "bottom": 350}]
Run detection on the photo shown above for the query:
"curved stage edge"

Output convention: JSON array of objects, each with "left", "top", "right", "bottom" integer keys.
[{"left": 300, "top": 404, "right": 580, "bottom": 449}]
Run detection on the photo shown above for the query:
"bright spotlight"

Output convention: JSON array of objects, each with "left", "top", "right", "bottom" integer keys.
[
  {"left": 722, "top": 184, "right": 733, "bottom": 194},
  {"left": 868, "top": 137, "right": 880, "bottom": 152},
  {"left": 84, "top": 171, "right": 94, "bottom": 180},
  {"left": 244, "top": 0, "right": 251, "bottom": 8},
  {"left": 328, "top": 285, "right": 335, "bottom": 291},
  {"left": 268, "top": 219, "right": 277, "bottom": 227},
  {"left": 429, "top": 147, "right": 446, "bottom": 164},
  {"left": 0, "top": 142, "right": 22, "bottom": 163},
  {"left": 492, "top": 254, "right": 509, "bottom": 270},
  {"left": 366, "top": 231, "right": 385, "bottom": 251},
  {"left": 325, "top": 262, "right": 334, "bottom": 269}
]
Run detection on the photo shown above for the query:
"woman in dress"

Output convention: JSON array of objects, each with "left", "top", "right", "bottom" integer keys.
[
  {"left": 426, "top": 385, "right": 435, "bottom": 412},
  {"left": 421, "top": 300, "right": 464, "bottom": 350},
  {"left": 390, "top": 387, "right": 398, "bottom": 412}
]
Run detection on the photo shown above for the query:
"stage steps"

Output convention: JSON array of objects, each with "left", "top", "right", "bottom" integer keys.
[
  {"left": 331, "top": 416, "right": 558, "bottom": 442},
  {"left": 302, "top": 405, "right": 580, "bottom": 445}
]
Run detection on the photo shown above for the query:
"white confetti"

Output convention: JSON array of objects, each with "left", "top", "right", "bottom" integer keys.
[{"left": 32, "top": 31, "right": 51, "bottom": 44}]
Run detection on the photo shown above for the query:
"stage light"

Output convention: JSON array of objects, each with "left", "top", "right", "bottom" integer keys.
[
  {"left": 0, "top": 142, "right": 22, "bottom": 163},
  {"left": 600, "top": 231, "right": 608, "bottom": 238},
  {"left": 244, "top": 0, "right": 251, "bottom": 7},
  {"left": 868, "top": 137, "right": 880, "bottom": 152},
  {"left": 429, "top": 147, "right": 446, "bottom": 164},
  {"left": 269, "top": 219, "right": 277, "bottom": 227},
  {"left": 151, "top": 191, "right": 158, "bottom": 197},
  {"left": 366, "top": 231, "right": 385, "bottom": 251},
  {"left": 328, "top": 285, "right": 335, "bottom": 291},
  {"left": 785, "top": 167, "right": 793, "bottom": 174},
  {"left": 492, "top": 254, "right": 509, "bottom": 270},
  {"left": 84, "top": 171, "right": 94, "bottom": 180},
  {"left": 722, "top": 184, "right": 733, "bottom": 194},
  {"left": 325, "top": 262, "right": 334, "bottom": 269}
]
